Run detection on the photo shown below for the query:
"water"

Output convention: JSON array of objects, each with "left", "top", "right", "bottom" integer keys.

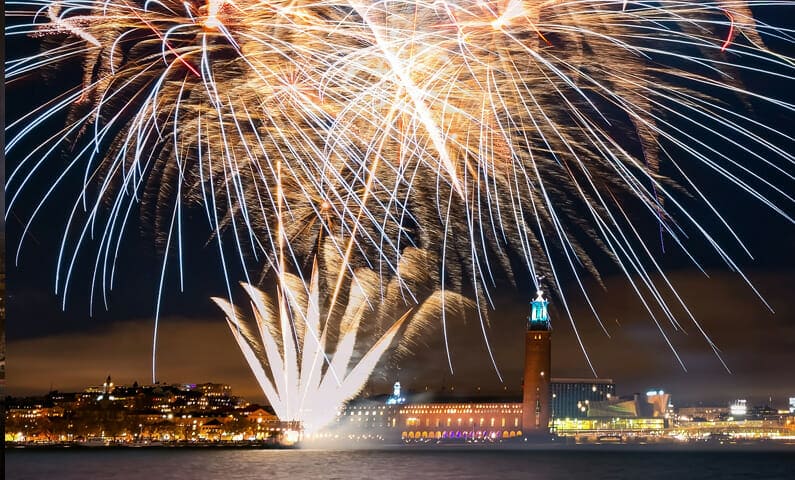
[{"left": 6, "top": 447, "right": 795, "bottom": 480}]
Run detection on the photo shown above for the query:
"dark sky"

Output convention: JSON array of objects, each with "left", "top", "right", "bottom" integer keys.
[{"left": 4, "top": 5, "right": 795, "bottom": 409}]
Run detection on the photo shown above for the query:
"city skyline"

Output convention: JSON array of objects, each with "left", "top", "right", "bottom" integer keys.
[{"left": 6, "top": 264, "right": 794, "bottom": 406}]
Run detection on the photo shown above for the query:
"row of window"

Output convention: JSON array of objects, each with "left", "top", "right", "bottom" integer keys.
[
  {"left": 402, "top": 430, "right": 523, "bottom": 439},
  {"left": 405, "top": 417, "right": 521, "bottom": 428},
  {"left": 402, "top": 403, "right": 521, "bottom": 410},
  {"left": 400, "top": 406, "right": 522, "bottom": 415}
]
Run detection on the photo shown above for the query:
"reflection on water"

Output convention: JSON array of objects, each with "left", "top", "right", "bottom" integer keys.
[{"left": 6, "top": 447, "right": 795, "bottom": 480}]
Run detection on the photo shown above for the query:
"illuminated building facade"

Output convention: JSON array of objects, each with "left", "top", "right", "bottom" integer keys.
[
  {"left": 586, "top": 392, "right": 670, "bottom": 419},
  {"left": 550, "top": 378, "right": 616, "bottom": 419},
  {"left": 550, "top": 391, "right": 672, "bottom": 437},
  {"left": 397, "top": 403, "right": 524, "bottom": 441},
  {"left": 334, "top": 400, "right": 399, "bottom": 441},
  {"left": 730, "top": 399, "right": 748, "bottom": 417},
  {"left": 552, "top": 417, "right": 665, "bottom": 436},
  {"left": 522, "top": 289, "right": 552, "bottom": 433},
  {"left": 339, "top": 402, "right": 397, "bottom": 430},
  {"left": 645, "top": 390, "right": 672, "bottom": 418},
  {"left": 676, "top": 406, "right": 729, "bottom": 422}
]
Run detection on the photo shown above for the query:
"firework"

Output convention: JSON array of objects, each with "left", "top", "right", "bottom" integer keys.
[
  {"left": 213, "top": 251, "right": 471, "bottom": 434},
  {"left": 5, "top": 0, "right": 794, "bottom": 374}
]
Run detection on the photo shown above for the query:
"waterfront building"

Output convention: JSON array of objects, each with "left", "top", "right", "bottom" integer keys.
[
  {"left": 749, "top": 405, "right": 780, "bottom": 419},
  {"left": 396, "top": 402, "right": 523, "bottom": 441},
  {"left": 585, "top": 392, "right": 669, "bottom": 419},
  {"left": 552, "top": 417, "right": 665, "bottom": 436},
  {"left": 550, "top": 378, "right": 615, "bottom": 419},
  {"left": 334, "top": 399, "right": 400, "bottom": 441},
  {"left": 676, "top": 406, "right": 730, "bottom": 422},
  {"left": 645, "top": 390, "right": 671, "bottom": 417}
]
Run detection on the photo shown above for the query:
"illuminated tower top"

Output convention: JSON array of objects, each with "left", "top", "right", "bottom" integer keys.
[
  {"left": 529, "top": 289, "right": 550, "bottom": 331},
  {"left": 386, "top": 380, "right": 406, "bottom": 405}
]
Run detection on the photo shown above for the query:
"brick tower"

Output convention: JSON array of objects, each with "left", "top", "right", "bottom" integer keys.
[{"left": 522, "top": 289, "right": 551, "bottom": 434}]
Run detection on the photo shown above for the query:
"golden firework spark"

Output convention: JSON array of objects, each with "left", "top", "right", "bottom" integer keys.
[{"left": 6, "top": 0, "right": 794, "bottom": 376}]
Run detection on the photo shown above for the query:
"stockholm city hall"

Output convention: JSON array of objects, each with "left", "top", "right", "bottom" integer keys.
[{"left": 352, "top": 288, "right": 559, "bottom": 442}]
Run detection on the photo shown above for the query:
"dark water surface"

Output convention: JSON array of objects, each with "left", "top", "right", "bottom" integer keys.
[{"left": 6, "top": 447, "right": 795, "bottom": 479}]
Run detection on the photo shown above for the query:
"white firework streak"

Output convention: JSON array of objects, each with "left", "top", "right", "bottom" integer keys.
[{"left": 212, "top": 262, "right": 411, "bottom": 434}]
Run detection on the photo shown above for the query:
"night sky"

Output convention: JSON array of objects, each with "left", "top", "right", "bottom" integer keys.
[{"left": 4, "top": 5, "right": 795, "bottom": 409}]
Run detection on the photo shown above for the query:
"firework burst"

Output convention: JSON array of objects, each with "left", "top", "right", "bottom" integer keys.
[{"left": 5, "top": 0, "right": 795, "bottom": 375}]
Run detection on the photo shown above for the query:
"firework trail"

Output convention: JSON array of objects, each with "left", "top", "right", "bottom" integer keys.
[{"left": 5, "top": 0, "right": 795, "bottom": 376}]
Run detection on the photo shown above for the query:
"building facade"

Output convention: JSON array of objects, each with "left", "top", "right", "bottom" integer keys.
[
  {"left": 550, "top": 378, "right": 616, "bottom": 419},
  {"left": 397, "top": 402, "right": 524, "bottom": 441}
]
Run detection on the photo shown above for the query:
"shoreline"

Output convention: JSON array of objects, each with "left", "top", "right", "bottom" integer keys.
[{"left": 7, "top": 439, "right": 795, "bottom": 452}]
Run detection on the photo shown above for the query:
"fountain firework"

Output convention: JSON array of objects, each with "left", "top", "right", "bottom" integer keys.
[{"left": 213, "top": 250, "right": 470, "bottom": 434}]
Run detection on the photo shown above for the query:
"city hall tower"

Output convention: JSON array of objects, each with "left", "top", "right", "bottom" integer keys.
[{"left": 522, "top": 289, "right": 551, "bottom": 433}]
